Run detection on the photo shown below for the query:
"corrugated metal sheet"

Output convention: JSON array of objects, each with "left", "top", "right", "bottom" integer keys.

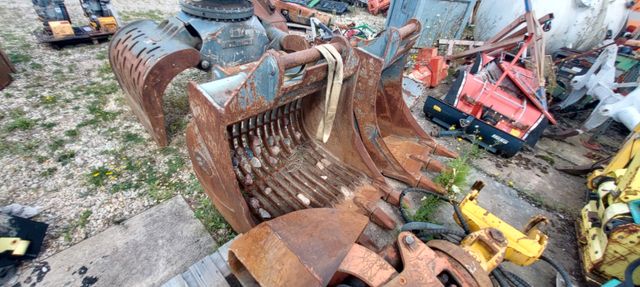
[{"left": 385, "top": 0, "right": 476, "bottom": 48}]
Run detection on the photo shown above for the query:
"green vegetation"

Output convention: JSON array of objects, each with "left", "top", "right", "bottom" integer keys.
[
  {"left": 40, "top": 122, "right": 57, "bottom": 129},
  {"left": 435, "top": 143, "right": 479, "bottom": 192},
  {"left": 5, "top": 110, "right": 37, "bottom": 132},
  {"left": 411, "top": 141, "right": 480, "bottom": 223},
  {"left": 122, "top": 132, "right": 144, "bottom": 145},
  {"left": 87, "top": 166, "right": 118, "bottom": 187},
  {"left": 57, "top": 150, "right": 76, "bottom": 166},
  {"left": 63, "top": 209, "right": 94, "bottom": 242},
  {"left": 410, "top": 194, "right": 442, "bottom": 223},
  {"left": 8, "top": 52, "right": 31, "bottom": 64},
  {"left": 78, "top": 210, "right": 93, "bottom": 228},
  {"left": 74, "top": 82, "right": 121, "bottom": 127},
  {"left": 39, "top": 94, "right": 57, "bottom": 105},
  {"left": 193, "top": 196, "right": 236, "bottom": 245},
  {"left": 64, "top": 129, "right": 79, "bottom": 138},
  {"left": 49, "top": 138, "right": 65, "bottom": 152},
  {"left": 40, "top": 167, "right": 57, "bottom": 177}
]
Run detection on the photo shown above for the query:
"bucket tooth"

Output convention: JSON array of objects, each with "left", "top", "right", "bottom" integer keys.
[
  {"left": 109, "top": 19, "right": 201, "bottom": 146},
  {"left": 419, "top": 139, "right": 459, "bottom": 158}
]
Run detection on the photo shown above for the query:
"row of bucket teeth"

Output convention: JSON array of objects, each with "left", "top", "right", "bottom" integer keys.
[{"left": 227, "top": 99, "right": 364, "bottom": 219}]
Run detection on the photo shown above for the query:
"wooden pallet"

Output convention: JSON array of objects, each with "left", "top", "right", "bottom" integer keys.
[{"left": 162, "top": 239, "right": 239, "bottom": 287}]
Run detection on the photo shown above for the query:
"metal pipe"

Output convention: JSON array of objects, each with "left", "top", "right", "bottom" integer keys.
[{"left": 281, "top": 43, "right": 346, "bottom": 69}]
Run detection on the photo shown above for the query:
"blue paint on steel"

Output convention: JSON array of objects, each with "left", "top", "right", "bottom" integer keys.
[
  {"left": 199, "top": 56, "right": 279, "bottom": 109},
  {"left": 385, "top": 0, "right": 477, "bottom": 47},
  {"left": 524, "top": 0, "right": 532, "bottom": 12},
  {"left": 630, "top": 200, "right": 640, "bottom": 224},
  {"left": 176, "top": 12, "right": 270, "bottom": 68}
]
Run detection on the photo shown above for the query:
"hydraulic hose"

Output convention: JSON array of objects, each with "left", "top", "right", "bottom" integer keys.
[
  {"left": 398, "top": 187, "right": 448, "bottom": 223},
  {"left": 491, "top": 268, "right": 511, "bottom": 287},
  {"left": 453, "top": 203, "right": 470, "bottom": 234},
  {"left": 499, "top": 267, "right": 532, "bottom": 287},
  {"left": 401, "top": 221, "right": 447, "bottom": 231},
  {"left": 540, "top": 255, "right": 574, "bottom": 287},
  {"left": 618, "top": 258, "right": 640, "bottom": 287}
]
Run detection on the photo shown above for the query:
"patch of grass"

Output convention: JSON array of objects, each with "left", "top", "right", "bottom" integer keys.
[
  {"left": 30, "top": 62, "right": 44, "bottom": 70},
  {"left": 64, "top": 129, "right": 79, "bottom": 138},
  {"left": 8, "top": 52, "right": 31, "bottom": 64},
  {"left": 410, "top": 194, "right": 442, "bottom": 223},
  {"left": 193, "top": 196, "right": 235, "bottom": 245},
  {"left": 0, "top": 139, "right": 41, "bottom": 157},
  {"left": 97, "top": 61, "right": 112, "bottom": 78},
  {"left": 5, "top": 110, "right": 37, "bottom": 132},
  {"left": 95, "top": 50, "right": 108, "bottom": 60},
  {"left": 67, "top": 63, "right": 78, "bottom": 73},
  {"left": 49, "top": 138, "right": 65, "bottom": 152},
  {"left": 122, "top": 132, "right": 144, "bottom": 145},
  {"left": 435, "top": 139, "right": 480, "bottom": 191},
  {"left": 57, "top": 150, "right": 76, "bottom": 166},
  {"left": 87, "top": 166, "right": 119, "bottom": 187},
  {"left": 535, "top": 154, "right": 555, "bottom": 166},
  {"left": 76, "top": 81, "right": 119, "bottom": 97},
  {"left": 40, "top": 167, "right": 57, "bottom": 177},
  {"left": 78, "top": 210, "right": 92, "bottom": 228},
  {"left": 40, "top": 122, "right": 57, "bottom": 129},
  {"left": 39, "top": 95, "right": 58, "bottom": 105}
]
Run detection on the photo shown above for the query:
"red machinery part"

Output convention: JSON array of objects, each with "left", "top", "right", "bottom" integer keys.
[
  {"left": 368, "top": 0, "right": 390, "bottom": 15},
  {"left": 410, "top": 48, "right": 449, "bottom": 88},
  {"left": 229, "top": 208, "right": 493, "bottom": 287}
]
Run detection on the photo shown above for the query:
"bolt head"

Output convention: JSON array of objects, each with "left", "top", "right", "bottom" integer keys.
[
  {"left": 489, "top": 229, "right": 506, "bottom": 243},
  {"left": 404, "top": 235, "right": 415, "bottom": 245}
]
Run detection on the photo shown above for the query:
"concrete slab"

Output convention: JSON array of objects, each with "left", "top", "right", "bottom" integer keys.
[{"left": 17, "top": 196, "right": 216, "bottom": 287}]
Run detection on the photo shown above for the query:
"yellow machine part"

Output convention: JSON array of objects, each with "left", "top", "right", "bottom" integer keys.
[
  {"left": 96, "top": 16, "right": 118, "bottom": 33},
  {"left": 459, "top": 228, "right": 508, "bottom": 272},
  {"left": 0, "top": 237, "right": 30, "bottom": 256},
  {"left": 578, "top": 123, "right": 640, "bottom": 284},
  {"left": 579, "top": 194, "right": 640, "bottom": 284},
  {"left": 457, "top": 188, "right": 548, "bottom": 267},
  {"left": 49, "top": 21, "right": 75, "bottom": 39}
]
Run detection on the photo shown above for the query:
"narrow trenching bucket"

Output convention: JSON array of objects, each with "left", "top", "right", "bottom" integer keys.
[
  {"left": 353, "top": 20, "right": 457, "bottom": 193},
  {"left": 186, "top": 23, "right": 456, "bottom": 233}
]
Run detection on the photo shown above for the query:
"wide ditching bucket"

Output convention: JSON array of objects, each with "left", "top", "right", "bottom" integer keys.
[{"left": 186, "top": 22, "right": 455, "bottom": 233}]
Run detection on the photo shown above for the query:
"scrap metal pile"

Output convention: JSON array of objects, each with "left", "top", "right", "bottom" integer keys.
[
  {"left": 109, "top": 0, "right": 455, "bottom": 233},
  {"left": 32, "top": 0, "right": 120, "bottom": 47},
  {"left": 228, "top": 183, "right": 571, "bottom": 286},
  {"left": 102, "top": 0, "right": 633, "bottom": 286}
]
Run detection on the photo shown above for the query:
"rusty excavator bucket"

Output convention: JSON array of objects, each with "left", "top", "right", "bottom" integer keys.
[
  {"left": 352, "top": 19, "right": 457, "bottom": 193},
  {"left": 185, "top": 21, "right": 456, "bottom": 233}
]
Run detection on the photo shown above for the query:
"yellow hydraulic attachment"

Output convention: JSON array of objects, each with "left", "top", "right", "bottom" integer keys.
[
  {"left": 578, "top": 124, "right": 640, "bottom": 285},
  {"left": 91, "top": 16, "right": 119, "bottom": 33},
  {"left": 0, "top": 237, "right": 30, "bottom": 256},
  {"left": 457, "top": 181, "right": 549, "bottom": 270},
  {"left": 49, "top": 21, "right": 75, "bottom": 39}
]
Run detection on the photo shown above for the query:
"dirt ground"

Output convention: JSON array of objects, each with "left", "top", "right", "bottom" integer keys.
[{"left": 0, "top": 0, "right": 628, "bottom": 286}]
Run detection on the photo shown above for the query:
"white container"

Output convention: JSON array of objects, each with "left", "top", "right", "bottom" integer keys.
[{"left": 474, "top": 0, "right": 630, "bottom": 53}]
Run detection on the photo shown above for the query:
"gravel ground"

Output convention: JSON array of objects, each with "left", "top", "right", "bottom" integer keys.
[{"left": 0, "top": 0, "right": 231, "bottom": 266}]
